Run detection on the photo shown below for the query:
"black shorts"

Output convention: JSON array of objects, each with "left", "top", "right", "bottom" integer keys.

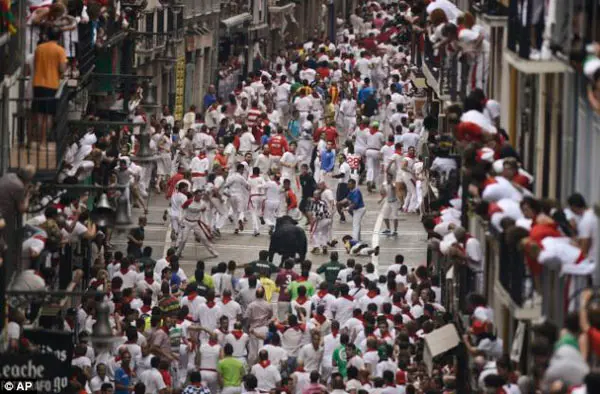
[
  {"left": 33, "top": 87, "right": 57, "bottom": 115},
  {"left": 336, "top": 182, "right": 349, "bottom": 201},
  {"left": 299, "top": 198, "right": 310, "bottom": 213}
]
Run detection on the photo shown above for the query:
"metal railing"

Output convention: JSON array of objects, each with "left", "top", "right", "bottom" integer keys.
[
  {"left": 471, "top": 0, "right": 509, "bottom": 16},
  {"left": 8, "top": 81, "right": 72, "bottom": 177}
]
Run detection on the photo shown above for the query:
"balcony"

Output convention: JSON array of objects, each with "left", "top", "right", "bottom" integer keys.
[
  {"left": 505, "top": 0, "right": 571, "bottom": 73},
  {"left": 471, "top": 0, "right": 508, "bottom": 26},
  {"left": 420, "top": 37, "right": 467, "bottom": 102},
  {"left": 8, "top": 81, "right": 73, "bottom": 179}
]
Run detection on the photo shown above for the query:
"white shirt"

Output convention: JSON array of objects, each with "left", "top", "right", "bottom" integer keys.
[
  {"left": 578, "top": 209, "right": 598, "bottom": 261},
  {"left": 322, "top": 333, "right": 340, "bottom": 368},
  {"left": 280, "top": 151, "right": 297, "bottom": 181},
  {"left": 275, "top": 83, "right": 291, "bottom": 102},
  {"left": 239, "top": 132, "right": 256, "bottom": 152},
  {"left": 223, "top": 172, "right": 250, "bottom": 195},
  {"left": 248, "top": 176, "right": 266, "bottom": 196},
  {"left": 295, "top": 96, "right": 313, "bottom": 112},
  {"left": 195, "top": 303, "right": 222, "bottom": 331},
  {"left": 170, "top": 191, "right": 188, "bottom": 218},
  {"left": 399, "top": 132, "right": 420, "bottom": 150},
  {"left": 224, "top": 332, "right": 249, "bottom": 358},
  {"left": 263, "top": 344, "right": 288, "bottom": 371},
  {"left": 298, "top": 343, "right": 324, "bottom": 372},
  {"left": 331, "top": 297, "right": 354, "bottom": 326},
  {"left": 477, "top": 337, "right": 504, "bottom": 360},
  {"left": 366, "top": 131, "right": 385, "bottom": 150},
  {"left": 139, "top": 368, "right": 167, "bottom": 394},
  {"left": 251, "top": 363, "right": 282, "bottom": 392},
  {"left": 199, "top": 342, "right": 221, "bottom": 368}
]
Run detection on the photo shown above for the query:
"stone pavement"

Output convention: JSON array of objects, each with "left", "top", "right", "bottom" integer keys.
[{"left": 110, "top": 185, "right": 427, "bottom": 275}]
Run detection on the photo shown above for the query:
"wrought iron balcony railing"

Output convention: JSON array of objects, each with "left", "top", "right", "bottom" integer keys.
[{"left": 8, "top": 81, "right": 72, "bottom": 179}]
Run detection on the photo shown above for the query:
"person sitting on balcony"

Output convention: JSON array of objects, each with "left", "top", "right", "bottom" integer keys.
[
  {"left": 567, "top": 193, "right": 599, "bottom": 262},
  {"left": 32, "top": 26, "right": 67, "bottom": 146}
]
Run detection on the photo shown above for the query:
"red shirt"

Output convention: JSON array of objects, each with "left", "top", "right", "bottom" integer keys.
[
  {"left": 286, "top": 189, "right": 298, "bottom": 209},
  {"left": 314, "top": 126, "right": 339, "bottom": 147},
  {"left": 269, "top": 134, "right": 289, "bottom": 156},
  {"left": 166, "top": 172, "right": 184, "bottom": 199}
]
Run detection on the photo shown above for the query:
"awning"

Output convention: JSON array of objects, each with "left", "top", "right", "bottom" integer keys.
[{"left": 220, "top": 13, "right": 252, "bottom": 30}]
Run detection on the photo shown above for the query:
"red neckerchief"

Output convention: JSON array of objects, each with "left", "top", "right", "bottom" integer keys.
[
  {"left": 317, "top": 289, "right": 328, "bottom": 298},
  {"left": 187, "top": 292, "right": 197, "bottom": 301},
  {"left": 488, "top": 202, "right": 503, "bottom": 216},
  {"left": 140, "top": 305, "right": 151, "bottom": 314},
  {"left": 298, "top": 276, "right": 308, "bottom": 282},
  {"left": 145, "top": 276, "right": 154, "bottom": 285},
  {"left": 331, "top": 329, "right": 339, "bottom": 338},
  {"left": 381, "top": 330, "right": 392, "bottom": 338},
  {"left": 208, "top": 339, "right": 219, "bottom": 346},
  {"left": 296, "top": 366, "right": 305, "bottom": 372},
  {"left": 341, "top": 295, "right": 354, "bottom": 301},
  {"left": 483, "top": 176, "right": 498, "bottom": 188},
  {"left": 222, "top": 296, "right": 232, "bottom": 304},
  {"left": 259, "top": 360, "right": 271, "bottom": 368},
  {"left": 119, "top": 267, "right": 129, "bottom": 275},
  {"left": 407, "top": 152, "right": 416, "bottom": 159},
  {"left": 395, "top": 148, "right": 403, "bottom": 155},
  {"left": 289, "top": 323, "right": 306, "bottom": 332},
  {"left": 359, "top": 124, "right": 368, "bottom": 130},
  {"left": 313, "top": 313, "right": 326, "bottom": 324},
  {"left": 231, "top": 330, "right": 244, "bottom": 339},
  {"left": 384, "top": 313, "right": 394, "bottom": 321},
  {"left": 206, "top": 300, "right": 216, "bottom": 308},
  {"left": 370, "top": 128, "right": 379, "bottom": 135},
  {"left": 367, "top": 290, "right": 378, "bottom": 298},
  {"left": 356, "top": 314, "right": 365, "bottom": 322},
  {"left": 296, "top": 296, "right": 308, "bottom": 304},
  {"left": 198, "top": 153, "right": 206, "bottom": 159}
]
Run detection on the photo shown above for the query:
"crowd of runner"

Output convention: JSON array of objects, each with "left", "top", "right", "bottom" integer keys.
[{"left": 9, "top": 0, "right": 599, "bottom": 394}]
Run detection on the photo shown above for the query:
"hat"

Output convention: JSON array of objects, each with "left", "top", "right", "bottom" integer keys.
[{"left": 371, "top": 121, "right": 380, "bottom": 128}]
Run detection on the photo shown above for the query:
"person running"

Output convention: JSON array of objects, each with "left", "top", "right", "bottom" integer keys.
[
  {"left": 339, "top": 179, "right": 366, "bottom": 241},
  {"left": 308, "top": 190, "right": 332, "bottom": 255},
  {"left": 379, "top": 172, "right": 399, "bottom": 236},
  {"left": 176, "top": 190, "right": 219, "bottom": 258}
]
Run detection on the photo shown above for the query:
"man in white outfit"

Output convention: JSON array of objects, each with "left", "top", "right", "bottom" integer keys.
[
  {"left": 221, "top": 163, "right": 251, "bottom": 234},
  {"left": 365, "top": 121, "right": 385, "bottom": 192},
  {"left": 309, "top": 190, "right": 333, "bottom": 254},
  {"left": 169, "top": 181, "right": 189, "bottom": 241},
  {"left": 264, "top": 174, "right": 282, "bottom": 234},
  {"left": 248, "top": 167, "right": 266, "bottom": 236},
  {"left": 189, "top": 150, "right": 209, "bottom": 191},
  {"left": 176, "top": 190, "right": 219, "bottom": 258}
]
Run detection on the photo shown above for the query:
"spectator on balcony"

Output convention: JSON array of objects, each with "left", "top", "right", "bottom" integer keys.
[
  {"left": 32, "top": 26, "right": 67, "bottom": 145},
  {"left": 567, "top": 193, "right": 599, "bottom": 261}
]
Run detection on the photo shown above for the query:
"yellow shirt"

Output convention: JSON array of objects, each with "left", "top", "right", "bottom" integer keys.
[
  {"left": 33, "top": 41, "right": 67, "bottom": 89},
  {"left": 259, "top": 277, "right": 278, "bottom": 302}
]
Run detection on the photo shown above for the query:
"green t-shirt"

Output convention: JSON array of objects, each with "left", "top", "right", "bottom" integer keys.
[
  {"left": 217, "top": 357, "right": 245, "bottom": 387},
  {"left": 317, "top": 261, "right": 345, "bottom": 289},
  {"left": 332, "top": 345, "right": 348, "bottom": 378},
  {"left": 249, "top": 259, "right": 279, "bottom": 277},
  {"left": 288, "top": 280, "right": 315, "bottom": 301},
  {"left": 554, "top": 332, "right": 579, "bottom": 351}
]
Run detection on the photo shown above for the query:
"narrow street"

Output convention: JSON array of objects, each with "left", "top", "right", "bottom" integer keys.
[{"left": 111, "top": 186, "right": 427, "bottom": 275}]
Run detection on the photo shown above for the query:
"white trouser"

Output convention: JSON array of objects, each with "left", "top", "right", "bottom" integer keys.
[
  {"left": 311, "top": 218, "right": 332, "bottom": 248},
  {"left": 200, "top": 370, "right": 219, "bottom": 394},
  {"left": 297, "top": 140, "right": 313, "bottom": 167},
  {"left": 352, "top": 207, "right": 366, "bottom": 241},
  {"left": 177, "top": 220, "right": 217, "bottom": 256},
  {"left": 365, "top": 149, "right": 381, "bottom": 183},
  {"left": 343, "top": 116, "right": 356, "bottom": 138},
  {"left": 170, "top": 216, "right": 181, "bottom": 236},
  {"left": 229, "top": 194, "right": 245, "bottom": 222},
  {"left": 402, "top": 173, "right": 418, "bottom": 213},
  {"left": 222, "top": 387, "right": 243, "bottom": 394},
  {"left": 192, "top": 176, "right": 207, "bottom": 191},
  {"left": 350, "top": 242, "right": 373, "bottom": 256},
  {"left": 157, "top": 153, "right": 172, "bottom": 177},
  {"left": 249, "top": 195, "right": 265, "bottom": 233},
  {"left": 263, "top": 199, "right": 279, "bottom": 227},
  {"left": 139, "top": 162, "right": 154, "bottom": 198},
  {"left": 248, "top": 326, "right": 268, "bottom": 365}
]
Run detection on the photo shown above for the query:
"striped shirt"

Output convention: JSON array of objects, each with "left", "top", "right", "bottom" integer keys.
[{"left": 247, "top": 108, "right": 262, "bottom": 128}]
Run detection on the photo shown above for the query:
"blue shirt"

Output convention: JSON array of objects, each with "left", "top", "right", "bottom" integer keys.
[
  {"left": 287, "top": 119, "right": 300, "bottom": 141},
  {"left": 320, "top": 149, "right": 335, "bottom": 172},
  {"left": 358, "top": 86, "right": 374, "bottom": 104},
  {"left": 114, "top": 367, "right": 131, "bottom": 394},
  {"left": 203, "top": 93, "right": 216, "bottom": 110},
  {"left": 261, "top": 134, "right": 270, "bottom": 146},
  {"left": 347, "top": 188, "right": 365, "bottom": 210}
]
